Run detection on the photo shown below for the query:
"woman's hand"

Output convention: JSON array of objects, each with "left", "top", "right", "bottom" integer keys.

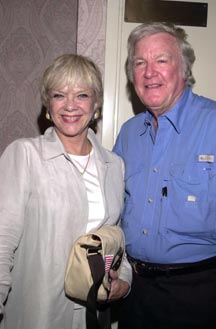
[{"left": 107, "top": 269, "right": 130, "bottom": 301}]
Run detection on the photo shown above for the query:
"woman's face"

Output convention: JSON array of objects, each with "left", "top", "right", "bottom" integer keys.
[{"left": 48, "top": 85, "right": 98, "bottom": 143}]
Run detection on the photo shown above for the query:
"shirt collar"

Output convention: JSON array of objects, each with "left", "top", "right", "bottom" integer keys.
[
  {"left": 142, "top": 86, "right": 191, "bottom": 134},
  {"left": 143, "top": 111, "right": 153, "bottom": 134},
  {"left": 42, "top": 127, "right": 66, "bottom": 160},
  {"left": 41, "top": 127, "right": 111, "bottom": 164},
  {"left": 161, "top": 86, "right": 190, "bottom": 133}
]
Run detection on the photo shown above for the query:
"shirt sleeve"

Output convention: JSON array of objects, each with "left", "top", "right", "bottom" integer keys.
[
  {"left": 112, "top": 127, "right": 124, "bottom": 158},
  {"left": 113, "top": 138, "right": 132, "bottom": 286}
]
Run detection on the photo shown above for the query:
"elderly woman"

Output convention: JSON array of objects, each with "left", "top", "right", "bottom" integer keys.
[{"left": 0, "top": 54, "right": 132, "bottom": 329}]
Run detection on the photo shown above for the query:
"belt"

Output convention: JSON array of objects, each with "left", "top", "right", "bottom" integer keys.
[{"left": 128, "top": 255, "right": 216, "bottom": 277}]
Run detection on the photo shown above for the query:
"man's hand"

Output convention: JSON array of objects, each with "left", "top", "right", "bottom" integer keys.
[{"left": 107, "top": 269, "right": 130, "bottom": 301}]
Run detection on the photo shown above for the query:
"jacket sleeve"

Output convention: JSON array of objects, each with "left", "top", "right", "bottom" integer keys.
[
  {"left": 118, "top": 252, "right": 132, "bottom": 288},
  {"left": 0, "top": 141, "right": 29, "bottom": 314}
]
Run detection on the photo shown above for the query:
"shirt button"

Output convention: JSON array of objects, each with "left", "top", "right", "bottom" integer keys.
[
  {"left": 143, "top": 229, "right": 148, "bottom": 235},
  {"left": 148, "top": 198, "right": 153, "bottom": 203},
  {"left": 153, "top": 167, "right": 158, "bottom": 173}
]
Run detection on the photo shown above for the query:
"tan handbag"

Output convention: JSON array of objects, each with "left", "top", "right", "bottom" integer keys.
[{"left": 64, "top": 225, "right": 125, "bottom": 303}]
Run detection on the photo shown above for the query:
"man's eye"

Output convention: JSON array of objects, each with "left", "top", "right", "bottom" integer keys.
[
  {"left": 157, "top": 59, "right": 167, "bottom": 64},
  {"left": 133, "top": 60, "right": 145, "bottom": 67}
]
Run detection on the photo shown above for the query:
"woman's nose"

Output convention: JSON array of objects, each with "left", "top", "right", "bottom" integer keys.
[{"left": 65, "top": 96, "right": 76, "bottom": 110}]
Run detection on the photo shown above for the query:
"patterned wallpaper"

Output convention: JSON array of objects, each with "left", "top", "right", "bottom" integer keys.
[
  {"left": 77, "top": 0, "right": 106, "bottom": 73},
  {"left": 77, "top": 0, "right": 107, "bottom": 141},
  {"left": 0, "top": 0, "right": 106, "bottom": 154}
]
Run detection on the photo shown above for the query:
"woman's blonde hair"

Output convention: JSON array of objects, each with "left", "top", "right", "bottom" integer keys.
[{"left": 40, "top": 54, "right": 103, "bottom": 109}]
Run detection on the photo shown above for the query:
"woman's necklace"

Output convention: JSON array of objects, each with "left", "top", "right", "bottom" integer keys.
[
  {"left": 68, "top": 141, "right": 92, "bottom": 175},
  {"left": 81, "top": 150, "right": 91, "bottom": 175}
]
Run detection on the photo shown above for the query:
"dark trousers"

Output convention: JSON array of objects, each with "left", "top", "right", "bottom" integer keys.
[{"left": 118, "top": 268, "right": 216, "bottom": 329}]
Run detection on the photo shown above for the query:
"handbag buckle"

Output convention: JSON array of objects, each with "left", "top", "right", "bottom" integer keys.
[{"left": 81, "top": 244, "right": 102, "bottom": 256}]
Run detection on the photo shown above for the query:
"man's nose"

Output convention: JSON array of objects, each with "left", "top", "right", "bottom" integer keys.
[{"left": 144, "top": 62, "right": 155, "bottom": 78}]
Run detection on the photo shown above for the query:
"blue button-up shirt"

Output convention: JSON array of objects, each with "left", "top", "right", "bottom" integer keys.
[{"left": 113, "top": 87, "right": 216, "bottom": 263}]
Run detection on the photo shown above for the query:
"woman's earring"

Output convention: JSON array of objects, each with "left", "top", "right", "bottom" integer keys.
[
  {"left": 45, "top": 111, "right": 51, "bottom": 121},
  {"left": 94, "top": 110, "right": 100, "bottom": 120}
]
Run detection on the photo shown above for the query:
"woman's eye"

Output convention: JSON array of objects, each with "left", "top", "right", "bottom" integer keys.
[
  {"left": 52, "top": 93, "right": 64, "bottom": 99},
  {"left": 77, "top": 93, "right": 90, "bottom": 100}
]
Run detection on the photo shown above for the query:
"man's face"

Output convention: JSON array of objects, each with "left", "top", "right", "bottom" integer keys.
[{"left": 132, "top": 32, "right": 186, "bottom": 117}]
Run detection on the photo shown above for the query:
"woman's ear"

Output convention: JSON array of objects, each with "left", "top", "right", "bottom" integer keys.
[
  {"left": 45, "top": 111, "right": 52, "bottom": 121},
  {"left": 93, "top": 109, "right": 100, "bottom": 120}
]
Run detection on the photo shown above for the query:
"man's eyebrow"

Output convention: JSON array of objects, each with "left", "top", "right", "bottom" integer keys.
[
  {"left": 133, "top": 53, "right": 173, "bottom": 61},
  {"left": 155, "top": 52, "right": 172, "bottom": 59},
  {"left": 132, "top": 56, "right": 145, "bottom": 61}
]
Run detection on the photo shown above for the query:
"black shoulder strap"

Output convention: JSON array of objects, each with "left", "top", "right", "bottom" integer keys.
[{"left": 85, "top": 247, "right": 106, "bottom": 329}]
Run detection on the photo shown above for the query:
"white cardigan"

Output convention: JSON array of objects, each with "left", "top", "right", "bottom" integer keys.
[{"left": 0, "top": 127, "right": 132, "bottom": 329}]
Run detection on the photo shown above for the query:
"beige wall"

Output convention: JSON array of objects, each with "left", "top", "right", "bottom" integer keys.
[{"left": 102, "top": 0, "right": 216, "bottom": 150}]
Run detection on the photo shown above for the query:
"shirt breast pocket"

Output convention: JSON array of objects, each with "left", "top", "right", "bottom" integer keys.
[{"left": 164, "top": 162, "right": 216, "bottom": 235}]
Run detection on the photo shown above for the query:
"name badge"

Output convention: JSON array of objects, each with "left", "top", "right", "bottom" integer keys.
[
  {"left": 198, "top": 154, "right": 214, "bottom": 163},
  {"left": 187, "top": 195, "right": 196, "bottom": 202}
]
